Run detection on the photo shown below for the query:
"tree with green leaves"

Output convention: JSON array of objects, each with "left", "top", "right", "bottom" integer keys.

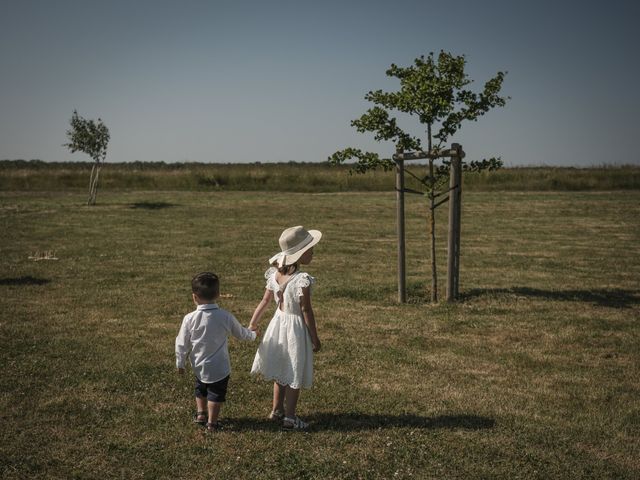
[
  {"left": 330, "top": 51, "right": 508, "bottom": 302},
  {"left": 64, "top": 110, "right": 110, "bottom": 206}
]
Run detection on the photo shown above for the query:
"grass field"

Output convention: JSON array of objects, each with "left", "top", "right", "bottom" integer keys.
[{"left": 1, "top": 188, "right": 639, "bottom": 479}]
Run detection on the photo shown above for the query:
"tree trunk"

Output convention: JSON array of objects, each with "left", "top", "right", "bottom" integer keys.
[
  {"left": 87, "top": 163, "right": 96, "bottom": 205},
  {"left": 92, "top": 163, "right": 101, "bottom": 204},
  {"left": 87, "top": 161, "right": 101, "bottom": 206},
  {"left": 427, "top": 124, "right": 437, "bottom": 302},
  {"left": 428, "top": 158, "right": 437, "bottom": 303}
]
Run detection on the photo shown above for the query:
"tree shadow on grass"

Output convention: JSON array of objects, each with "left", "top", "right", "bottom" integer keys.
[
  {"left": 0, "top": 276, "right": 50, "bottom": 286},
  {"left": 224, "top": 413, "right": 495, "bottom": 432},
  {"left": 460, "top": 287, "right": 640, "bottom": 309},
  {"left": 128, "top": 202, "right": 176, "bottom": 210}
]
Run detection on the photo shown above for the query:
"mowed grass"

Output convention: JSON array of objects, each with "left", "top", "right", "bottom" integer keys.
[{"left": 0, "top": 189, "right": 639, "bottom": 479}]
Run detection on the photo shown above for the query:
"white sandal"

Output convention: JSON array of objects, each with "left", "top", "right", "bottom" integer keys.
[
  {"left": 283, "top": 416, "right": 309, "bottom": 430},
  {"left": 268, "top": 410, "right": 284, "bottom": 422}
]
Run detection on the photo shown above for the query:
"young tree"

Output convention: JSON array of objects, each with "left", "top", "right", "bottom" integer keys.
[
  {"left": 330, "top": 51, "right": 508, "bottom": 302},
  {"left": 64, "top": 110, "right": 110, "bottom": 206}
]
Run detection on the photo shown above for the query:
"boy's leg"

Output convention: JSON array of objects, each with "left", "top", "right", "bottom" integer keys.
[
  {"left": 196, "top": 396, "right": 207, "bottom": 415},
  {"left": 272, "top": 382, "right": 286, "bottom": 414},
  {"left": 208, "top": 401, "right": 222, "bottom": 424},
  {"left": 205, "top": 375, "right": 229, "bottom": 427},
  {"left": 194, "top": 378, "right": 208, "bottom": 423}
]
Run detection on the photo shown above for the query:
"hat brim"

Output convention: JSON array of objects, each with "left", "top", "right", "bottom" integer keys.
[{"left": 269, "top": 229, "right": 322, "bottom": 267}]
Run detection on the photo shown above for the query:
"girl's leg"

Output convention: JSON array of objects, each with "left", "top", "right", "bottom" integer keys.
[
  {"left": 284, "top": 387, "right": 301, "bottom": 419},
  {"left": 272, "top": 382, "right": 286, "bottom": 414}
]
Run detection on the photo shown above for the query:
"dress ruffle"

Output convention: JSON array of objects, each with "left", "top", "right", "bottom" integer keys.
[{"left": 294, "top": 273, "right": 315, "bottom": 299}]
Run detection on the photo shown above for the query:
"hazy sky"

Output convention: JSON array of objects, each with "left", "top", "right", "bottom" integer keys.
[{"left": 1, "top": 0, "right": 638, "bottom": 166}]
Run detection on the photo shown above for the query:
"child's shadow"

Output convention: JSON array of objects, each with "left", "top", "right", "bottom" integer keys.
[{"left": 225, "top": 412, "right": 495, "bottom": 432}]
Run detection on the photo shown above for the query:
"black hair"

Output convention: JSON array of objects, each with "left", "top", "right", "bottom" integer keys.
[
  {"left": 277, "top": 262, "right": 299, "bottom": 276},
  {"left": 191, "top": 272, "right": 220, "bottom": 301}
]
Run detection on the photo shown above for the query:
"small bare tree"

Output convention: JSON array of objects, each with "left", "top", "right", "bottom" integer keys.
[{"left": 64, "top": 110, "right": 110, "bottom": 205}]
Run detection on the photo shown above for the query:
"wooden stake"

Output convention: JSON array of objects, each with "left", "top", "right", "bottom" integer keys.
[
  {"left": 446, "top": 144, "right": 463, "bottom": 301},
  {"left": 446, "top": 152, "right": 457, "bottom": 302},
  {"left": 396, "top": 156, "right": 406, "bottom": 303},
  {"left": 453, "top": 145, "right": 462, "bottom": 298}
]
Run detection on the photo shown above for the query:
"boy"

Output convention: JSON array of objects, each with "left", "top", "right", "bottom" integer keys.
[{"left": 175, "top": 272, "right": 257, "bottom": 431}]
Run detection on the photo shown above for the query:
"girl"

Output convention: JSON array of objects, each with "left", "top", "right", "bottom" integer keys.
[{"left": 249, "top": 226, "right": 322, "bottom": 430}]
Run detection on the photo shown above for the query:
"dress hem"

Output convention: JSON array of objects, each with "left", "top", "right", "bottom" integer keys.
[{"left": 250, "top": 370, "right": 312, "bottom": 390}]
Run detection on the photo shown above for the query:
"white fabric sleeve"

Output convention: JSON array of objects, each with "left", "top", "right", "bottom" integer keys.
[
  {"left": 228, "top": 313, "right": 257, "bottom": 341},
  {"left": 295, "top": 273, "right": 316, "bottom": 299},
  {"left": 175, "top": 314, "right": 192, "bottom": 369},
  {"left": 264, "top": 267, "right": 277, "bottom": 291}
]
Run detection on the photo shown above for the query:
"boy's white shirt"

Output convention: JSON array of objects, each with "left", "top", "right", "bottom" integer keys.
[{"left": 175, "top": 303, "right": 256, "bottom": 383}]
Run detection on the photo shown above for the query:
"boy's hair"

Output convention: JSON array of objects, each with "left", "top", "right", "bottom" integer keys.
[{"left": 192, "top": 272, "right": 220, "bottom": 301}]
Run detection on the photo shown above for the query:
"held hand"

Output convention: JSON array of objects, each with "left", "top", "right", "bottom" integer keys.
[
  {"left": 177, "top": 368, "right": 185, "bottom": 375},
  {"left": 312, "top": 338, "right": 321, "bottom": 353}
]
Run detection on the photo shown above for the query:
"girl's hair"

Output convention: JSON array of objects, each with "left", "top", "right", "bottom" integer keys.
[{"left": 277, "top": 262, "right": 299, "bottom": 276}]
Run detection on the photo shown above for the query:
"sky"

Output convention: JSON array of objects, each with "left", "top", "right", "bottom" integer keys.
[{"left": 1, "top": 0, "right": 639, "bottom": 167}]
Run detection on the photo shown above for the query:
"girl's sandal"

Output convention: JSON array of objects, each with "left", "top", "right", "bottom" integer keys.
[
  {"left": 193, "top": 411, "right": 207, "bottom": 426},
  {"left": 206, "top": 421, "right": 223, "bottom": 432},
  {"left": 268, "top": 410, "right": 284, "bottom": 422},
  {"left": 282, "top": 416, "right": 309, "bottom": 431}
]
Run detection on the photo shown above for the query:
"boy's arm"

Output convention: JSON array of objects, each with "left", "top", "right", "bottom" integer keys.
[
  {"left": 228, "top": 313, "right": 258, "bottom": 341},
  {"left": 300, "top": 286, "right": 321, "bottom": 352},
  {"left": 175, "top": 314, "right": 192, "bottom": 371},
  {"left": 248, "top": 288, "right": 274, "bottom": 331}
]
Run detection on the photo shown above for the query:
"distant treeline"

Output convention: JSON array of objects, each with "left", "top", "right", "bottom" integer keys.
[{"left": 1, "top": 160, "right": 639, "bottom": 192}]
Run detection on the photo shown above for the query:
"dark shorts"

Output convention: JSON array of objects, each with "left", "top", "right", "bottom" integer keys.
[{"left": 194, "top": 375, "right": 230, "bottom": 403}]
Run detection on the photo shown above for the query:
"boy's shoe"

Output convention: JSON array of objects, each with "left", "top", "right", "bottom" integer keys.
[
  {"left": 282, "top": 416, "right": 309, "bottom": 430},
  {"left": 206, "top": 421, "right": 223, "bottom": 432},
  {"left": 193, "top": 411, "right": 207, "bottom": 426},
  {"left": 268, "top": 410, "right": 284, "bottom": 422}
]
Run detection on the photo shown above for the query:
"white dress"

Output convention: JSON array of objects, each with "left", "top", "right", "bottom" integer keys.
[{"left": 250, "top": 268, "right": 315, "bottom": 389}]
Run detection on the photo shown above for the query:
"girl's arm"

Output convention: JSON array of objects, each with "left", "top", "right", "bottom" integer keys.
[
  {"left": 300, "top": 286, "right": 321, "bottom": 352},
  {"left": 248, "top": 288, "right": 274, "bottom": 331}
]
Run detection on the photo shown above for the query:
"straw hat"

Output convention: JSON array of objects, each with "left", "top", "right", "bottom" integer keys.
[{"left": 269, "top": 226, "right": 322, "bottom": 268}]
